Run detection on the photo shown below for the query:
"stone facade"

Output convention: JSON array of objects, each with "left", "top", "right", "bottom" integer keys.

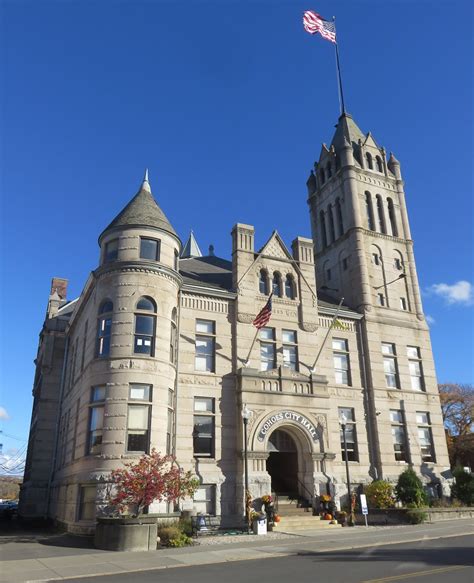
[{"left": 19, "top": 115, "right": 450, "bottom": 533}]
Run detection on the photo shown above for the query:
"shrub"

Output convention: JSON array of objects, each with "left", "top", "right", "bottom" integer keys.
[
  {"left": 406, "top": 509, "right": 428, "bottom": 524},
  {"left": 157, "top": 525, "right": 181, "bottom": 546},
  {"left": 178, "top": 517, "right": 193, "bottom": 537},
  {"left": 364, "top": 480, "right": 395, "bottom": 509},
  {"left": 168, "top": 532, "right": 193, "bottom": 547},
  {"left": 451, "top": 468, "right": 474, "bottom": 506},
  {"left": 395, "top": 469, "right": 427, "bottom": 508}
]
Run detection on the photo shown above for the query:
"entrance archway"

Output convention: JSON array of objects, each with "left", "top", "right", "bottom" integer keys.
[{"left": 266, "top": 429, "right": 298, "bottom": 495}]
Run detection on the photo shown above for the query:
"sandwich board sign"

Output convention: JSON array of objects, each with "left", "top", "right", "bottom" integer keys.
[{"left": 360, "top": 494, "right": 368, "bottom": 527}]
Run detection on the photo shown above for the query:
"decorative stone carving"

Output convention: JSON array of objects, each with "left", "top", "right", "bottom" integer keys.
[
  {"left": 237, "top": 312, "right": 255, "bottom": 323},
  {"left": 302, "top": 322, "right": 318, "bottom": 332}
]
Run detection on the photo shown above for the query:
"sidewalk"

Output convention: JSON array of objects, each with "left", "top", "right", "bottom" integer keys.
[{"left": 1, "top": 519, "right": 473, "bottom": 583}]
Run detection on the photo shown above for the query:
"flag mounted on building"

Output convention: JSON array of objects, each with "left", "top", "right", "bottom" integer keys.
[
  {"left": 253, "top": 294, "right": 273, "bottom": 329},
  {"left": 303, "top": 10, "right": 336, "bottom": 43}
]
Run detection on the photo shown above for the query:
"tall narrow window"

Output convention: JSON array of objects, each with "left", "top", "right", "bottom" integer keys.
[
  {"left": 272, "top": 272, "right": 282, "bottom": 297},
  {"left": 81, "top": 321, "right": 88, "bottom": 372},
  {"left": 335, "top": 198, "right": 344, "bottom": 236},
  {"left": 416, "top": 412, "right": 435, "bottom": 462},
  {"left": 260, "top": 327, "right": 276, "bottom": 371},
  {"left": 377, "top": 293, "right": 386, "bottom": 306},
  {"left": 259, "top": 269, "right": 269, "bottom": 295},
  {"left": 170, "top": 308, "right": 178, "bottom": 364},
  {"left": 193, "top": 397, "right": 215, "bottom": 458},
  {"left": 320, "top": 211, "right": 328, "bottom": 248},
  {"left": 400, "top": 297, "right": 407, "bottom": 311},
  {"left": 365, "top": 192, "right": 375, "bottom": 231},
  {"left": 88, "top": 386, "right": 105, "bottom": 454},
  {"left": 104, "top": 239, "right": 118, "bottom": 263},
  {"left": 282, "top": 330, "right": 298, "bottom": 371},
  {"left": 376, "top": 155, "right": 383, "bottom": 173},
  {"left": 127, "top": 385, "right": 151, "bottom": 452},
  {"left": 320, "top": 168, "right": 325, "bottom": 184},
  {"left": 387, "top": 198, "right": 398, "bottom": 236},
  {"left": 339, "top": 408, "right": 358, "bottom": 462},
  {"left": 140, "top": 237, "right": 161, "bottom": 261},
  {"left": 326, "top": 163, "right": 332, "bottom": 178},
  {"left": 382, "top": 343, "right": 399, "bottom": 388},
  {"left": 366, "top": 152, "right": 373, "bottom": 169},
  {"left": 285, "top": 275, "right": 295, "bottom": 299},
  {"left": 195, "top": 319, "right": 216, "bottom": 372},
  {"left": 376, "top": 195, "right": 386, "bottom": 233},
  {"left": 167, "top": 388, "right": 174, "bottom": 455},
  {"left": 328, "top": 204, "right": 336, "bottom": 243},
  {"left": 134, "top": 297, "right": 156, "bottom": 356},
  {"left": 96, "top": 301, "right": 113, "bottom": 357},
  {"left": 333, "top": 338, "right": 351, "bottom": 385},
  {"left": 390, "top": 410, "right": 409, "bottom": 462},
  {"left": 407, "top": 346, "right": 425, "bottom": 391},
  {"left": 174, "top": 250, "right": 179, "bottom": 271}
]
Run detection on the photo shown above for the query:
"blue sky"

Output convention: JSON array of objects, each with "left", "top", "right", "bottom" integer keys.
[{"left": 1, "top": 0, "right": 472, "bottom": 473}]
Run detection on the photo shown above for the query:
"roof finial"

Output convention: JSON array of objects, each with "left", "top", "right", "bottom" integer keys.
[{"left": 141, "top": 168, "right": 151, "bottom": 193}]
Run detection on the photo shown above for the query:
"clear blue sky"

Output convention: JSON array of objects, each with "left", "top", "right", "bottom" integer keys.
[{"left": 1, "top": 1, "right": 473, "bottom": 469}]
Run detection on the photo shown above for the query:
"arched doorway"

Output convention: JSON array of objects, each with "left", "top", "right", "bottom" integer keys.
[{"left": 266, "top": 429, "right": 298, "bottom": 495}]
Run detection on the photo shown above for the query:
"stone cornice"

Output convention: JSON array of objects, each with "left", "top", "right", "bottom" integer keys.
[{"left": 94, "top": 260, "right": 183, "bottom": 287}]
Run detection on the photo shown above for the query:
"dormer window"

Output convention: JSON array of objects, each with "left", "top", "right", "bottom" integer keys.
[
  {"left": 366, "top": 153, "right": 373, "bottom": 170},
  {"left": 259, "top": 269, "right": 269, "bottom": 295},
  {"left": 140, "top": 238, "right": 161, "bottom": 261},
  {"left": 104, "top": 239, "right": 118, "bottom": 263}
]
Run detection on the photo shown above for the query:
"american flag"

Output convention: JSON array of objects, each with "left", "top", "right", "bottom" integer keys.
[
  {"left": 303, "top": 10, "right": 337, "bottom": 43},
  {"left": 252, "top": 294, "right": 273, "bottom": 329}
]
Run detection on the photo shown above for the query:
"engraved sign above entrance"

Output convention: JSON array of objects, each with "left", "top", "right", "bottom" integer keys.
[{"left": 257, "top": 410, "right": 319, "bottom": 443}]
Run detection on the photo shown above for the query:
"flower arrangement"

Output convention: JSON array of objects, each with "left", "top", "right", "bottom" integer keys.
[
  {"left": 320, "top": 494, "right": 332, "bottom": 503},
  {"left": 261, "top": 494, "right": 273, "bottom": 505},
  {"left": 250, "top": 510, "right": 265, "bottom": 522}
]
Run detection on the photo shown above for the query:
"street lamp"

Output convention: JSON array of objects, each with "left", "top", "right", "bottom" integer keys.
[
  {"left": 339, "top": 412, "right": 354, "bottom": 526},
  {"left": 241, "top": 403, "right": 253, "bottom": 533}
]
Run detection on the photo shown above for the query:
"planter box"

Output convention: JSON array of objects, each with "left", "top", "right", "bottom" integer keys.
[
  {"left": 95, "top": 516, "right": 158, "bottom": 551},
  {"left": 355, "top": 507, "right": 474, "bottom": 526}
]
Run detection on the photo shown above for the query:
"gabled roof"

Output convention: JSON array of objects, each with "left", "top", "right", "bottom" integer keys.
[
  {"left": 330, "top": 113, "right": 366, "bottom": 150},
  {"left": 257, "top": 230, "right": 294, "bottom": 261},
  {"left": 99, "top": 171, "right": 179, "bottom": 243},
  {"left": 181, "top": 231, "right": 203, "bottom": 258}
]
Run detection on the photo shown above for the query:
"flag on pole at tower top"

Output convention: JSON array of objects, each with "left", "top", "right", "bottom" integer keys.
[
  {"left": 303, "top": 10, "right": 337, "bottom": 43},
  {"left": 252, "top": 294, "right": 273, "bottom": 329}
]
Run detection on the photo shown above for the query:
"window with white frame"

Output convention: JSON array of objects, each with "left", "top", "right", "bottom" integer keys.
[
  {"left": 338, "top": 407, "right": 358, "bottom": 462},
  {"left": 127, "top": 385, "right": 151, "bottom": 452},
  {"left": 193, "top": 397, "right": 215, "bottom": 458},
  {"left": 195, "top": 320, "right": 216, "bottom": 372},
  {"left": 96, "top": 301, "right": 113, "bottom": 357},
  {"left": 382, "top": 343, "right": 399, "bottom": 388},
  {"left": 377, "top": 293, "right": 386, "bottom": 306},
  {"left": 260, "top": 327, "right": 276, "bottom": 371},
  {"left": 193, "top": 484, "right": 216, "bottom": 515},
  {"left": 390, "top": 409, "right": 409, "bottom": 462},
  {"left": 282, "top": 330, "right": 298, "bottom": 371},
  {"left": 407, "top": 346, "right": 425, "bottom": 391},
  {"left": 88, "top": 386, "right": 105, "bottom": 454},
  {"left": 333, "top": 338, "right": 351, "bottom": 385},
  {"left": 400, "top": 297, "right": 407, "bottom": 310},
  {"left": 416, "top": 412, "right": 435, "bottom": 462}
]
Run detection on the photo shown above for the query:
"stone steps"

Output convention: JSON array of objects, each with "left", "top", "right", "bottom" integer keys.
[{"left": 276, "top": 515, "right": 341, "bottom": 531}]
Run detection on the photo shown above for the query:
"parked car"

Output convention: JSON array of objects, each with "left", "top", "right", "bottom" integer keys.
[{"left": 0, "top": 501, "right": 18, "bottom": 519}]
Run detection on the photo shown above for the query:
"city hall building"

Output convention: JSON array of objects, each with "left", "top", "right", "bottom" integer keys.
[{"left": 19, "top": 113, "right": 450, "bottom": 533}]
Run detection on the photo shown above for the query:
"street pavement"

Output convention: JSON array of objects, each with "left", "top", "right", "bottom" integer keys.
[{"left": 0, "top": 519, "right": 473, "bottom": 583}]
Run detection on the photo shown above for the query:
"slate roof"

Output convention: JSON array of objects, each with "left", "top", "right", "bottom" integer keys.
[
  {"left": 99, "top": 179, "right": 179, "bottom": 243},
  {"left": 180, "top": 256, "right": 233, "bottom": 292},
  {"left": 330, "top": 113, "right": 366, "bottom": 150}
]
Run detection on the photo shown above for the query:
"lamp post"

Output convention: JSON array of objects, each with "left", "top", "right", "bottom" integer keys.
[
  {"left": 241, "top": 403, "right": 253, "bottom": 533},
  {"left": 339, "top": 413, "right": 354, "bottom": 526}
]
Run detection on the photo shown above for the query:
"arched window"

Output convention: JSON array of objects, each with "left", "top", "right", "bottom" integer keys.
[
  {"left": 170, "top": 308, "right": 177, "bottom": 364},
  {"left": 335, "top": 198, "right": 344, "bottom": 236},
  {"left": 328, "top": 204, "right": 336, "bottom": 243},
  {"left": 376, "top": 156, "right": 383, "bottom": 173},
  {"left": 272, "top": 272, "right": 282, "bottom": 297},
  {"left": 366, "top": 152, "right": 373, "bottom": 169},
  {"left": 259, "top": 269, "right": 269, "bottom": 295},
  {"left": 320, "top": 168, "right": 325, "bottom": 185},
  {"left": 320, "top": 211, "right": 328, "bottom": 248},
  {"left": 326, "top": 163, "right": 332, "bottom": 178},
  {"left": 96, "top": 300, "right": 113, "bottom": 357},
  {"left": 376, "top": 195, "right": 387, "bottom": 234},
  {"left": 285, "top": 274, "right": 295, "bottom": 299},
  {"left": 387, "top": 198, "right": 398, "bottom": 237},
  {"left": 365, "top": 192, "right": 375, "bottom": 231},
  {"left": 134, "top": 297, "right": 157, "bottom": 356}
]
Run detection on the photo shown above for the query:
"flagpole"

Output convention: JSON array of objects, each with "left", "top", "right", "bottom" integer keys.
[
  {"left": 243, "top": 327, "right": 260, "bottom": 367},
  {"left": 310, "top": 296, "right": 345, "bottom": 373},
  {"left": 333, "top": 16, "right": 346, "bottom": 115}
]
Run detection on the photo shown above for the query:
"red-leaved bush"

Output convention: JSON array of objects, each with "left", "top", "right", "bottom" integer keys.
[{"left": 110, "top": 449, "right": 199, "bottom": 516}]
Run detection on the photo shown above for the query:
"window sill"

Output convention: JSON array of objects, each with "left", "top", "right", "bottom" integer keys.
[{"left": 194, "top": 457, "right": 216, "bottom": 463}]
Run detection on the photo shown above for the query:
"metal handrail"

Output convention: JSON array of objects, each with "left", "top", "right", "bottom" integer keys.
[{"left": 296, "top": 477, "right": 314, "bottom": 511}]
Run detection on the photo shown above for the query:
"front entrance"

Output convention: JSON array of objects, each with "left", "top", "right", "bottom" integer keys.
[{"left": 266, "top": 429, "right": 298, "bottom": 495}]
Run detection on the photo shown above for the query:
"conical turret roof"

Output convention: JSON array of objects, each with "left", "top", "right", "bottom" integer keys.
[
  {"left": 330, "top": 113, "right": 366, "bottom": 150},
  {"left": 99, "top": 171, "right": 179, "bottom": 243}
]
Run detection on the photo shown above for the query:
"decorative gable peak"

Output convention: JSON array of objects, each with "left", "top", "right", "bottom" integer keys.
[{"left": 258, "top": 231, "right": 293, "bottom": 261}]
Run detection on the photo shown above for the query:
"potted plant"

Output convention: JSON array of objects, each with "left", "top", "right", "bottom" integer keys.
[{"left": 95, "top": 449, "right": 199, "bottom": 551}]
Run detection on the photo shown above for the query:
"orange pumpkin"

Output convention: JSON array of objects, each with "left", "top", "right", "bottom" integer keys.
[
  {"left": 274, "top": 515, "right": 281, "bottom": 523},
  {"left": 324, "top": 513, "right": 333, "bottom": 520}
]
